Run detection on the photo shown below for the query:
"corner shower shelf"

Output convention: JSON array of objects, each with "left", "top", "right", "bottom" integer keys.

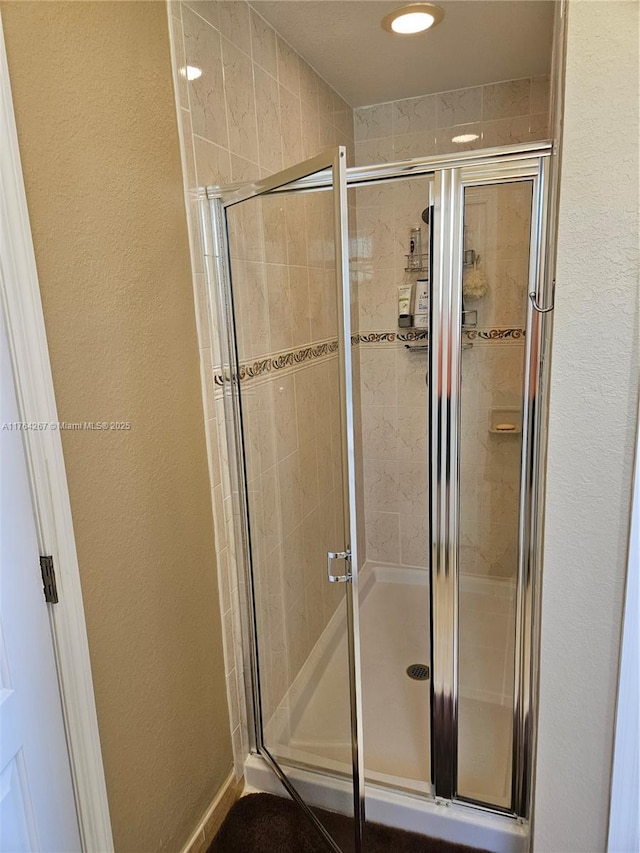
[{"left": 404, "top": 254, "right": 429, "bottom": 273}]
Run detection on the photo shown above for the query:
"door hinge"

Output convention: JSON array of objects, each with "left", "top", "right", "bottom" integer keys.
[
  {"left": 39, "top": 555, "right": 59, "bottom": 604},
  {"left": 327, "top": 549, "right": 352, "bottom": 583}
]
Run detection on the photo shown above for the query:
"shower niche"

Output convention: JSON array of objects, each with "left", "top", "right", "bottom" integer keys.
[{"left": 201, "top": 142, "right": 552, "bottom": 853}]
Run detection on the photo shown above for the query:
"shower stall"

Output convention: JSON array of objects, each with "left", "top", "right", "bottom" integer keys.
[{"left": 200, "top": 141, "right": 554, "bottom": 853}]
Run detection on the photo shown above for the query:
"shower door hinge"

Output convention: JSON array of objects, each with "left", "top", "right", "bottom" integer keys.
[
  {"left": 327, "top": 549, "right": 352, "bottom": 583},
  {"left": 39, "top": 555, "right": 59, "bottom": 604}
]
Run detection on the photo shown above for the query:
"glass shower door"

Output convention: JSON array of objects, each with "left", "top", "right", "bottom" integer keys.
[
  {"left": 457, "top": 178, "right": 534, "bottom": 810},
  {"left": 429, "top": 155, "right": 549, "bottom": 816},
  {"left": 205, "top": 148, "right": 363, "bottom": 853}
]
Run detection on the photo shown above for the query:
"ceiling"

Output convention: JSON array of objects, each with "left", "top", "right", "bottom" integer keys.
[{"left": 251, "top": 1, "right": 555, "bottom": 106}]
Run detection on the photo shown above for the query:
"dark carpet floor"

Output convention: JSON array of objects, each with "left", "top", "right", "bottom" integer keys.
[{"left": 209, "top": 793, "right": 490, "bottom": 853}]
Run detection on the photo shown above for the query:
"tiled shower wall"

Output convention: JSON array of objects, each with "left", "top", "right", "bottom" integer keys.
[
  {"left": 353, "top": 76, "right": 550, "bottom": 164},
  {"left": 352, "top": 78, "right": 549, "bottom": 575},
  {"left": 167, "top": 0, "right": 356, "bottom": 774}
]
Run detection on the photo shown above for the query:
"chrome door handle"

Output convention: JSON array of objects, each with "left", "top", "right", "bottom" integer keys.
[{"left": 327, "top": 549, "right": 352, "bottom": 583}]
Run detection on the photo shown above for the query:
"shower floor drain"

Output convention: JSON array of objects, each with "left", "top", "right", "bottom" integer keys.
[{"left": 406, "top": 663, "right": 430, "bottom": 681}]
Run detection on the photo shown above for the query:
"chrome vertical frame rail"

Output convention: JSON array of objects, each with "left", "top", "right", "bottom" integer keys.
[
  {"left": 512, "top": 154, "right": 554, "bottom": 818},
  {"left": 333, "top": 147, "right": 366, "bottom": 851},
  {"left": 429, "top": 168, "right": 464, "bottom": 800},
  {"left": 200, "top": 194, "right": 262, "bottom": 758}
]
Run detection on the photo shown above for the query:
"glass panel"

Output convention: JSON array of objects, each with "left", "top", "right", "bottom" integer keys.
[
  {"left": 349, "top": 175, "right": 433, "bottom": 796},
  {"left": 224, "top": 174, "right": 356, "bottom": 838},
  {"left": 457, "top": 179, "right": 534, "bottom": 808}
]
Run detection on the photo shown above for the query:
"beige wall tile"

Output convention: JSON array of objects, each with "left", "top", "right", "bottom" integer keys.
[
  {"left": 217, "top": 0, "right": 252, "bottom": 55},
  {"left": 183, "top": 1, "right": 219, "bottom": 29},
  {"left": 530, "top": 75, "right": 550, "bottom": 115},
  {"left": 222, "top": 38, "right": 259, "bottom": 164},
  {"left": 365, "top": 511, "right": 400, "bottom": 564},
  {"left": 354, "top": 102, "right": 393, "bottom": 141},
  {"left": 483, "top": 78, "right": 530, "bottom": 121},
  {"left": 183, "top": 8, "right": 229, "bottom": 149},
  {"left": 279, "top": 86, "right": 304, "bottom": 166},
  {"left": 254, "top": 66, "right": 282, "bottom": 173},
  {"left": 392, "top": 94, "right": 437, "bottom": 135},
  {"left": 276, "top": 35, "right": 301, "bottom": 96},
  {"left": 250, "top": 8, "right": 277, "bottom": 76},
  {"left": 437, "top": 86, "right": 483, "bottom": 128},
  {"left": 193, "top": 135, "right": 232, "bottom": 186}
]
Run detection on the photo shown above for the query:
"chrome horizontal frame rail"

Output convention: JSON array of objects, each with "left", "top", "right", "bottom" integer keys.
[{"left": 206, "top": 141, "right": 552, "bottom": 201}]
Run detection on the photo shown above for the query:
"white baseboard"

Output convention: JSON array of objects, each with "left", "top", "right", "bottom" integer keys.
[{"left": 180, "top": 772, "right": 243, "bottom": 853}]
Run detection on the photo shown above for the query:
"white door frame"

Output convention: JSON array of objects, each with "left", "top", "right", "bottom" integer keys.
[{"left": 0, "top": 15, "right": 114, "bottom": 852}]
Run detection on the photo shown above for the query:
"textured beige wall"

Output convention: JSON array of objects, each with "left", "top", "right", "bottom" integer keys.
[
  {"left": 533, "top": 1, "right": 639, "bottom": 849},
  {"left": 1, "top": 2, "right": 233, "bottom": 851}
]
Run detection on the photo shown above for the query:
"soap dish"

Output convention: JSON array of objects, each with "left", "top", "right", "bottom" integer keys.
[{"left": 489, "top": 407, "right": 522, "bottom": 435}]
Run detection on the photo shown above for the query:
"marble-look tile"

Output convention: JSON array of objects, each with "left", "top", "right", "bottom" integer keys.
[
  {"left": 222, "top": 37, "right": 259, "bottom": 164},
  {"left": 254, "top": 66, "right": 282, "bottom": 173},
  {"left": 183, "top": 7, "right": 229, "bottom": 149},
  {"left": 229, "top": 152, "right": 258, "bottom": 181},
  {"left": 397, "top": 461, "right": 428, "bottom": 515},
  {"left": 528, "top": 113, "right": 550, "bottom": 141},
  {"left": 238, "top": 260, "right": 271, "bottom": 359},
  {"left": 530, "top": 75, "right": 550, "bottom": 115},
  {"left": 364, "top": 459, "right": 400, "bottom": 513},
  {"left": 217, "top": 0, "right": 252, "bottom": 55},
  {"left": 359, "top": 347, "right": 397, "bottom": 406},
  {"left": 397, "top": 350, "right": 428, "bottom": 407},
  {"left": 392, "top": 94, "right": 437, "bottom": 135},
  {"left": 365, "top": 511, "right": 400, "bottom": 564},
  {"left": 393, "top": 131, "right": 437, "bottom": 160},
  {"left": 250, "top": 7, "right": 277, "bottom": 76},
  {"left": 278, "top": 453, "right": 303, "bottom": 537},
  {"left": 435, "top": 124, "right": 484, "bottom": 155},
  {"left": 288, "top": 266, "right": 312, "bottom": 348},
  {"left": 483, "top": 79, "right": 530, "bottom": 121},
  {"left": 357, "top": 268, "right": 396, "bottom": 331},
  {"left": 262, "top": 197, "right": 288, "bottom": 265},
  {"left": 354, "top": 103, "right": 393, "bottom": 141},
  {"left": 265, "top": 263, "right": 293, "bottom": 352},
  {"left": 285, "top": 194, "right": 308, "bottom": 267},
  {"left": 482, "top": 115, "right": 531, "bottom": 148},
  {"left": 300, "top": 93, "right": 320, "bottom": 159},
  {"left": 279, "top": 86, "right": 304, "bottom": 166},
  {"left": 183, "top": 0, "right": 219, "bottom": 28},
  {"left": 307, "top": 268, "right": 337, "bottom": 343},
  {"left": 354, "top": 137, "right": 395, "bottom": 166},
  {"left": 362, "top": 405, "right": 398, "bottom": 460},
  {"left": 397, "top": 406, "right": 427, "bottom": 460},
  {"left": 399, "top": 513, "right": 428, "bottom": 568},
  {"left": 298, "top": 59, "right": 319, "bottom": 111},
  {"left": 353, "top": 204, "right": 396, "bottom": 269},
  {"left": 276, "top": 35, "right": 301, "bottom": 96},
  {"left": 317, "top": 79, "right": 336, "bottom": 123},
  {"left": 193, "top": 135, "right": 232, "bottom": 186},
  {"left": 437, "top": 87, "right": 482, "bottom": 128}
]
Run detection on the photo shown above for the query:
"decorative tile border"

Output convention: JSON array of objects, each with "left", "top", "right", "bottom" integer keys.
[
  {"left": 213, "top": 340, "right": 338, "bottom": 386},
  {"left": 213, "top": 328, "right": 525, "bottom": 385}
]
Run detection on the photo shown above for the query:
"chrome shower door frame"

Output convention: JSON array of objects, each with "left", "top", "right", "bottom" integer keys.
[
  {"left": 202, "top": 147, "right": 365, "bottom": 853},
  {"left": 429, "top": 152, "right": 554, "bottom": 817}
]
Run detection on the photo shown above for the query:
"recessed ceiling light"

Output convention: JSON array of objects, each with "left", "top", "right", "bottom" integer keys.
[
  {"left": 181, "top": 65, "right": 202, "bottom": 81},
  {"left": 452, "top": 133, "right": 480, "bottom": 144},
  {"left": 381, "top": 3, "right": 444, "bottom": 35}
]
